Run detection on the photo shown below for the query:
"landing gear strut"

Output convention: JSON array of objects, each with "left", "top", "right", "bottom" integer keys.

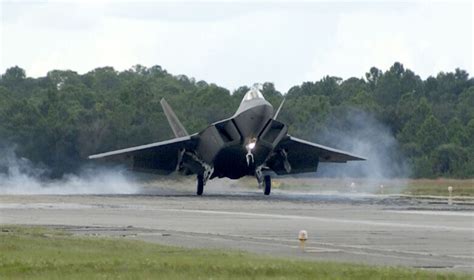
[
  {"left": 256, "top": 166, "right": 271, "bottom": 195},
  {"left": 264, "top": 175, "right": 271, "bottom": 195},
  {"left": 197, "top": 174, "right": 204, "bottom": 195},
  {"left": 192, "top": 159, "right": 213, "bottom": 196}
]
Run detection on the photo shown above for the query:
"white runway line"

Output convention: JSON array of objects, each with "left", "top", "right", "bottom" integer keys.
[
  {"left": 1, "top": 202, "right": 471, "bottom": 232},
  {"left": 221, "top": 233, "right": 474, "bottom": 260},
  {"left": 137, "top": 230, "right": 474, "bottom": 262},
  {"left": 387, "top": 210, "right": 474, "bottom": 217},
  {"left": 0, "top": 203, "right": 94, "bottom": 209},
  {"left": 157, "top": 208, "right": 474, "bottom": 232}
]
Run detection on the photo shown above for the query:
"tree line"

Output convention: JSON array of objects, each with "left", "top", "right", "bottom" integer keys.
[{"left": 0, "top": 63, "right": 473, "bottom": 178}]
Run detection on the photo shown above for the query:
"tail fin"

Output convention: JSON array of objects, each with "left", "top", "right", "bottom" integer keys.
[{"left": 160, "top": 98, "right": 189, "bottom": 138}]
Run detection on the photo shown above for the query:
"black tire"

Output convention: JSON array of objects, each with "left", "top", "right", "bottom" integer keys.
[
  {"left": 197, "top": 174, "right": 204, "bottom": 196},
  {"left": 264, "top": 175, "right": 271, "bottom": 195}
]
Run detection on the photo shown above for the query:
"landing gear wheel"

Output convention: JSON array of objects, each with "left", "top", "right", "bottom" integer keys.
[
  {"left": 264, "top": 175, "right": 271, "bottom": 195},
  {"left": 197, "top": 174, "right": 204, "bottom": 196}
]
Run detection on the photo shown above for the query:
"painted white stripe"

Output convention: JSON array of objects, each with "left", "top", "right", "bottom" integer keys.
[
  {"left": 157, "top": 208, "right": 473, "bottom": 232},
  {"left": 0, "top": 203, "right": 94, "bottom": 209},
  {"left": 191, "top": 231, "right": 474, "bottom": 260},
  {"left": 1, "top": 202, "right": 471, "bottom": 232},
  {"left": 387, "top": 210, "right": 474, "bottom": 217}
]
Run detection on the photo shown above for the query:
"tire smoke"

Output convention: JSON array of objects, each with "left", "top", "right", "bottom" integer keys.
[
  {"left": 316, "top": 108, "right": 410, "bottom": 179},
  {"left": 0, "top": 146, "right": 138, "bottom": 195}
]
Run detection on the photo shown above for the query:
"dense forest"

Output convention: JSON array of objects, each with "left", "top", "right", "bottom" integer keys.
[{"left": 0, "top": 63, "right": 473, "bottom": 178}]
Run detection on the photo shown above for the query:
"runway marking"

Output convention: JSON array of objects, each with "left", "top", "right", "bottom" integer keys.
[
  {"left": 134, "top": 229, "right": 473, "bottom": 265},
  {"left": 140, "top": 231, "right": 428, "bottom": 261},
  {"left": 67, "top": 225, "right": 473, "bottom": 265},
  {"left": 193, "top": 232, "right": 474, "bottom": 261},
  {"left": 2, "top": 202, "right": 472, "bottom": 232},
  {"left": 0, "top": 203, "right": 94, "bottom": 209},
  {"left": 157, "top": 208, "right": 474, "bottom": 232},
  {"left": 387, "top": 210, "right": 474, "bottom": 217}
]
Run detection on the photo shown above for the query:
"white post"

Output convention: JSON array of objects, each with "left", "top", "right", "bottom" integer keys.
[
  {"left": 448, "top": 186, "right": 453, "bottom": 205},
  {"left": 298, "top": 230, "right": 308, "bottom": 252},
  {"left": 350, "top": 182, "right": 356, "bottom": 193}
]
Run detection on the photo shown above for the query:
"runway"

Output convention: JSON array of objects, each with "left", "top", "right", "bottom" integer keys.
[{"left": 0, "top": 189, "right": 473, "bottom": 273}]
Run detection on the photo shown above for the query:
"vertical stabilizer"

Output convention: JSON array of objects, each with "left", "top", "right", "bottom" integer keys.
[
  {"left": 273, "top": 98, "right": 286, "bottom": 120},
  {"left": 160, "top": 98, "right": 189, "bottom": 138}
]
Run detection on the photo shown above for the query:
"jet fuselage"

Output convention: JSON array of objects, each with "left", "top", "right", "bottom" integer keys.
[
  {"left": 181, "top": 87, "right": 289, "bottom": 182},
  {"left": 210, "top": 98, "right": 274, "bottom": 179}
]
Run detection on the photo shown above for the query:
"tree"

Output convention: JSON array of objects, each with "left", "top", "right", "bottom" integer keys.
[
  {"left": 432, "top": 144, "right": 468, "bottom": 177},
  {"left": 398, "top": 97, "right": 431, "bottom": 143},
  {"left": 1, "top": 66, "right": 26, "bottom": 83},
  {"left": 417, "top": 115, "right": 446, "bottom": 153},
  {"left": 446, "top": 118, "right": 467, "bottom": 146},
  {"left": 466, "top": 119, "right": 474, "bottom": 149},
  {"left": 0, "top": 63, "right": 472, "bottom": 178},
  {"left": 458, "top": 86, "right": 474, "bottom": 124},
  {"left": 365, "top": 67, "right": 382, "bottom": 89}
]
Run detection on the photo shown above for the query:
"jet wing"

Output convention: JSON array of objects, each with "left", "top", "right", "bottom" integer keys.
[
  {"left": 267, "top": 136, "right": 366, "bottom": 175},
  {"left": 280, "top": 136, "right": 366, "bottom": 162},
  {"left": 89, "top": 136, "right": 195, "bottom": 174}
]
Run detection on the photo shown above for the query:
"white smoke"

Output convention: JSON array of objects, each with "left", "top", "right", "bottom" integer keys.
[
  {"left": 315, "top": 108, "right": 411, "bottom": 179},
  {"left": 0, "top": 146, "right": 138, "bottom": 195}
]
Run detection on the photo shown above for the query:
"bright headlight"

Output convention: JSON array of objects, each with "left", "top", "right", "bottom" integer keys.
[{"left": 247, "top": 142, "right": 256, "bottom": 150}]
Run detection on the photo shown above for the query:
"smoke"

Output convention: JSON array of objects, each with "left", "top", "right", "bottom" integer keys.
[
  {"left": 315, "top": 108, "right": 410, "bottom": 179},
  {"left": 0, "top": 145, "right": 253, "bottom": 196},
  {"left": 0, "top": 146, "right": 138, "bottom": 195}
]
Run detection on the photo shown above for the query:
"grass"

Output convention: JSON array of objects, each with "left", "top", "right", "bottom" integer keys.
[
  {"left": 402, "top": 179, "right": 474, "bottom": 197},
  {"left": 0, "top": 226, "right": 470, "bottom": 279}
]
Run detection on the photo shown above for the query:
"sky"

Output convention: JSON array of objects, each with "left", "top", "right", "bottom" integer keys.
[{"left": 0, "top": 0, "right": 472, "bottom": 93}]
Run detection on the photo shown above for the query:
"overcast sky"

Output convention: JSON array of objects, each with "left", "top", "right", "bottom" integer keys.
[{"left": 1, "top": 0, "right": 472, "bottom": 93}]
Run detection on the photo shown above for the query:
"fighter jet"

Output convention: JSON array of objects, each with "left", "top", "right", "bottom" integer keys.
[{"left": 89, "top": 86, "right": 365, "bottom": 195}]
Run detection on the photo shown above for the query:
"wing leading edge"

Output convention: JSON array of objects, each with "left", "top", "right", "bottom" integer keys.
[
  {"left": 88, "top": 136, "right": 194, "bottom": 174},
  {"left": 282, "top": 136, "right": 366, "bottom": 162}
]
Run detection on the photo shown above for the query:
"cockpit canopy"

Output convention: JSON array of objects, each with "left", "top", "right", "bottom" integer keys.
[
  {"left": 242, "top": 86, "right": 265, "bottom": 102},
  {"left": 234, "top": 85, "right": 272, "bottom": 116}
]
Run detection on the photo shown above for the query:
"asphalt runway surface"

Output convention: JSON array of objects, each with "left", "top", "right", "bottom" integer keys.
[{"left": 1, "top": 188, "right": 473, "bottom": 273}]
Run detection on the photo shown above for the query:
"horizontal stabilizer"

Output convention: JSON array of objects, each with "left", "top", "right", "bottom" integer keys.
[{"left": 160, "top": 98, "right": 189, "bottom": 138}]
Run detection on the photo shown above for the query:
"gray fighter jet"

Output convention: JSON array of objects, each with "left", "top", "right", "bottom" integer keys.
[{"left": 89, "top": 86, "right": 365, "bottom": 195}]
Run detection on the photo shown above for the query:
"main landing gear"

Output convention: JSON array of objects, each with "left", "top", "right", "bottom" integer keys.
[
  {"left": 196, "top": 174, "right": 204, "bottom": 195},
  {"left": 264, "top": 175, "right": 271, "bottom": 195},
  {"left": 196, "top": 164, "right": 213, "bottom": 196},
  {"left": 256, "top": 166, "right": 272, "bottom": 195}
]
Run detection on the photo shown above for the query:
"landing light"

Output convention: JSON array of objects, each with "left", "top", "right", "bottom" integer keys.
[
  {"left": 247, "top": 141, "right": 256, "bottom": 150},
  {"left": 246, "top": 138, "right": 257, "bottom": 165},
  {"left": 246, "top": 138, "right": 257, "bottom": 150}
]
